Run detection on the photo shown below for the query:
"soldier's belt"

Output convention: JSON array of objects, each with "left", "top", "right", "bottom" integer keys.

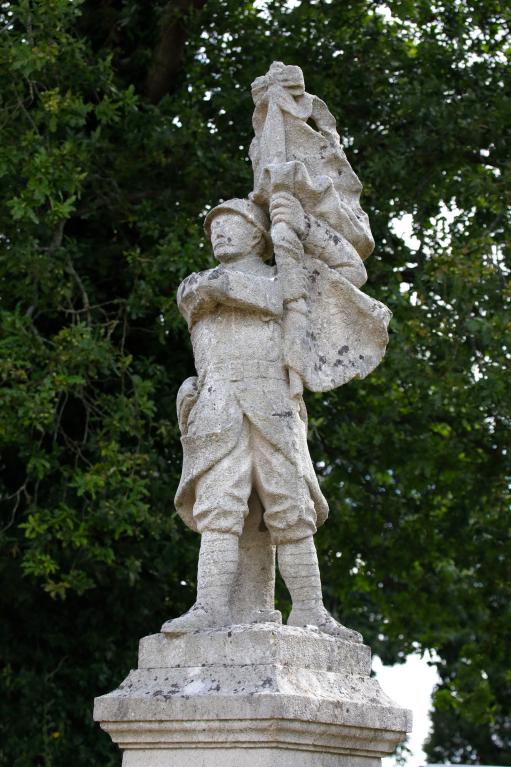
[{"left": 206, "top": 360, "right": 288, "bottom": 382}]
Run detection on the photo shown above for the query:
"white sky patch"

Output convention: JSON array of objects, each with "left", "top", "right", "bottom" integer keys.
[
  {"left": 390, "top": 200, "right": 476, "bottom": 258},
  {"left": 489, "top": 244, "right": 509, "bottom": 275},
  {"left": 373, "top": 3, "right": 396, "bottom": 23},
  {"left": 195, "top": 45, "right": 210, "bottom": 64},
  {"left": 429, "top": 201, "right": 465, "bottom": 249},
  {"left": 374, "top": 652, "right": 440, "bottom": 767},
  {"left": 390, "top": 213, "right": 421, "bottom": 252}
]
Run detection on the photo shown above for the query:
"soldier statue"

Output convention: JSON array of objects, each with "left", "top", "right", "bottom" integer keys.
[{"left": 162, "top": 62, "right": 391, "bottom": 642}]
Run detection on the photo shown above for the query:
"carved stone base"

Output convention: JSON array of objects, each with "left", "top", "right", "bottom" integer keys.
[
  {"left": 94, "top": 624, "right": 412, "bottom": 766},
  {"left": 122, "top": 748, "right": 381, "bottom": 766}
]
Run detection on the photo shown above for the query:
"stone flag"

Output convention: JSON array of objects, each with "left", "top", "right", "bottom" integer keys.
[{"left": 249, "top": 61, "right": 391, "bottom": 392}]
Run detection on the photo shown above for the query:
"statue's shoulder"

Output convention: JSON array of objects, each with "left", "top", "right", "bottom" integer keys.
[{"left": 177, "top": 268, "right": 218, "bottom": 299}]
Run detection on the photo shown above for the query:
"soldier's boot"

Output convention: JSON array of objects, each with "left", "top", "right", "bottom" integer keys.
[
  {"left": 161, "top": 532, "right": 238, "bottom": 634},
  {"left": 278, "top": 535, "right": 363, "bottom": 643}
]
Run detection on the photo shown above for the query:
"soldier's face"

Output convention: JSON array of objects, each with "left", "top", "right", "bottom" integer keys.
[{"left": 211, "top": 214, "right": 261, "bottom": 263}]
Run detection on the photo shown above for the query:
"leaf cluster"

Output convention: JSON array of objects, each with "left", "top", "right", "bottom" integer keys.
[{"left": 0, "top": 1, "right": 509, "bottom": 764}]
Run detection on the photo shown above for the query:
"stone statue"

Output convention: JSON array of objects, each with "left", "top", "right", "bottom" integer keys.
[
  {"left": 162, "top": 61, "right": 391, "bottom": 642},
  {"left": 94, "top": 63, "right": 411, "bottom": 767}
]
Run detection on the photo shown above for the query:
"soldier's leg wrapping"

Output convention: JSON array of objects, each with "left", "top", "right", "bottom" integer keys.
[
  {"left": 197, "top": 531, "right": 239, "bottom": 610},
  {"left": 278, "top": 535, "right": 362, "bottom": 642},
  {"left": 161, "top": 531, "right": 238, "bottom": 634},
  {"left": 162, "top": 420, "right": 252, "bottom": 633},
  {"left": 277, "top": 535, "right": 323, "bottom": 612},
  {"left": 249, "top": 420, "right": 362, "bottom": 642}
]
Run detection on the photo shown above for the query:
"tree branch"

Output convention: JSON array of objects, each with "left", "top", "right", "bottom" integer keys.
[{"left": 145, "top": 0, "right": 207, "bottom": 103}]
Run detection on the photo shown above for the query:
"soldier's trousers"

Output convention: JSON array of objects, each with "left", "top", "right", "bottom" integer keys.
[{"left": 192, "top": 416, "right": 317, "bottom": 545}]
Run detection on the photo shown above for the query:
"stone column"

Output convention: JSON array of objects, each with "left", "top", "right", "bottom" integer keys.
[{"left": 94, "top": 623, "right": 411, "bottom": 766}]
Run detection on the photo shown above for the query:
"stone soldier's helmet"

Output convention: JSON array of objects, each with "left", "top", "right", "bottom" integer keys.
[{"left": 204, "top": 198, "right": 273, "bottom": 261}]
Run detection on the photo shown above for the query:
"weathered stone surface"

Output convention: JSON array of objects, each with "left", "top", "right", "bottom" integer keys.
[
  {"left": 94, "top": 61, "right": 411, "bottom": 767},
  {"left": 161, "top": 60, "right": 391, "bottom": 640},
  {"left": 138, "top": 624, "right": 371, "bottom": 674},
  {"left": 94, "top": 625, "right": 411, "bottom": 764},
  {"left": 122, "top": 750, "right": 381, "bottom": 767}
]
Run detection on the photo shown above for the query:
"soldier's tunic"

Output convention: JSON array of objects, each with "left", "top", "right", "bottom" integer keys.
[
  {"left": 174, "top": 213, "right": 390, "bottom": 544},
  {"left": 175, "top": 265, "right": 328, "bottom": 545}
]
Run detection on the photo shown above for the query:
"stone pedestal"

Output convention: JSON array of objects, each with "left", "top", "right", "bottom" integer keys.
[{"left": 94, "top": 624, "right": 412, "bottom": 766}]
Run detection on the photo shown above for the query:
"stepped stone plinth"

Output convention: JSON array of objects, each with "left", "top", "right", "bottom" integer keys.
[{"left": 94, "top": 623, "right": 411, "bottom": 766}]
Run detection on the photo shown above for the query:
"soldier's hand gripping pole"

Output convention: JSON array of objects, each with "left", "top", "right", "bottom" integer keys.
[{"left": 269, "top": 177, "right": 308, "bottom": 399}]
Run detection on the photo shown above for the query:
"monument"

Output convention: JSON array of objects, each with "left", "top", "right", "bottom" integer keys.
[{"left": 94, "top": 62, "right": 412, "bottom": 766}]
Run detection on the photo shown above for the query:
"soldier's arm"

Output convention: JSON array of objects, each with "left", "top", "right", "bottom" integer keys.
[
  {"left": 177, "top": 268, "right": 282, "bottom": 327},
  {"left": 269, "top": 192, "right": 370, "bottom": 289},
  {"left": 177, "top": 270, "right": 219, "bottom": 327},
  {"left": 216, "top": 268, "right": 283, "bottom": 316},
  {"left": 302, "top": 213, "right": 368, "bottom": 289}
]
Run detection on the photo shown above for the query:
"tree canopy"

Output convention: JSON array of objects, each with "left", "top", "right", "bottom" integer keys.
[{"left": 0, "top": 1, "right": 509, "bottom": 765}]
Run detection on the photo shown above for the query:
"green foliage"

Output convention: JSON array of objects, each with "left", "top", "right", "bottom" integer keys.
[{"left": 0, "top": 0, "right": 509, "bottom": 764}]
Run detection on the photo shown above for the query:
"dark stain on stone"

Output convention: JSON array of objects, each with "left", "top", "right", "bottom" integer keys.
[
  {"left": 338, "top": 345, "right": 349, "bottom": 355},
  {"left": 272, "top": 410, "right": 293, "bottom": 418}
]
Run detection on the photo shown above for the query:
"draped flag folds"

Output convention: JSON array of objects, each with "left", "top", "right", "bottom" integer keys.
[{"left": 249, "top": 62, "right": 391, "bottom": 392}]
